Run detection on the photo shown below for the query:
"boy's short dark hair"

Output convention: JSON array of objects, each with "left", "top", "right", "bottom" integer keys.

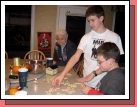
[
  {"left": 85, "top": 5, "right": 105, "bottom": 18},
  {"left": 96, "top": 42, "right": 120, "bottom": 63}
]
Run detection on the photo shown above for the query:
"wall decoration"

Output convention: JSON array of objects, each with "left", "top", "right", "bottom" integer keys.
[{"left": 37, "top": 32, "right": 51, "bottom": 57}]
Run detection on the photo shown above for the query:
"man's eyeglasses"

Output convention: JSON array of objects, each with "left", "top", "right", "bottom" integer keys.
[{"left": 56, "top": 38, "right": 65, "bottom": 41}]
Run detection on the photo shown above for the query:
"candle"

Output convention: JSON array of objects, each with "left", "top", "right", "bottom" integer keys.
[{"left": 13, "top": 57, "right": 21, "bottom": 66}]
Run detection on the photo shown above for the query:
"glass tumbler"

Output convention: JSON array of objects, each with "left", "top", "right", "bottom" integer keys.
[{"left": 5, "top": 77, "right": 10, "bottom": 92}]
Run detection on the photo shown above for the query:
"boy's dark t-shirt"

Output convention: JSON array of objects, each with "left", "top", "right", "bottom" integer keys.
[{"left": 99, "top": 68, "right": 125, "bottom": 95}]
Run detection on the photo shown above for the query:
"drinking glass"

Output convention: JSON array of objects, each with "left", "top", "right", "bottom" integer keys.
[
  {"left": 5, "top": 77, "right": 10, "bottom": 91},
  {"left": 46, "top": 58, "right": 53, "bottom": 66},
  {"left": 18, "top": 68, "right": 28, "bottom": 88}
]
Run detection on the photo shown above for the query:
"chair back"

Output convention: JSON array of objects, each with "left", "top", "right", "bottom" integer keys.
[
  {"left": 75, "top": 58, "right": 84, "bottom": 77},
  {"left": 5, "top": 51, "right": 8, "bottom": 59},
  {"left": 24, "top": 50, "right": 46, "bottom": 60}
]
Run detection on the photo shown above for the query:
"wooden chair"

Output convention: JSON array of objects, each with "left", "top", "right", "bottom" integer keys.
[
  {"left": 75, "top": 58, "right": 84, "bottom": 78},
  {"left": 24, "top": 50, "right": 46, "bottom": 60},
  {"left": 5, "top": 51, "right": 8, "bottom": 59}
]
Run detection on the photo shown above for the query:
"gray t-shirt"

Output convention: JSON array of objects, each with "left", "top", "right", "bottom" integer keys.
[{"left": 99, "top": 68, "right": 125, "bottom": 95}]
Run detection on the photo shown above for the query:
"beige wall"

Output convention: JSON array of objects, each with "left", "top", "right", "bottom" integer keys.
[
  {"left": 34, "top": 5, "right": 57, "bottom": 57},
  {"left": 33, "top": 5, "right": 114, "bottom": 57}
]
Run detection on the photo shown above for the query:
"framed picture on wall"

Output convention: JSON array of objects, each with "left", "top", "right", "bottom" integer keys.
[{"left": 37, "top": 32, "right": 52, "bottom": 57}]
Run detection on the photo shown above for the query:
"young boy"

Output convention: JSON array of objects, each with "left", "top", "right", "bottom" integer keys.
[
  {"left": 52, "top": 5, "right": 124, "bottom": 88},
  {"left": 81, "top": 42, "right": 125, "bottom": 95}
]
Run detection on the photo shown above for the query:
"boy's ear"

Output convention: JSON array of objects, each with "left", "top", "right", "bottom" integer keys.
[
  {"left": 100, "top": 16, "right": 104, "bottom": 22},
  {"left": 109, "top": 58, "right": 115, "bottom": 65}
]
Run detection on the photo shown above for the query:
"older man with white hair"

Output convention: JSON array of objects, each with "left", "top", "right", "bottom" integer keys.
[{"left": 53, "top": 28, "right": 77, "bottom": 66}]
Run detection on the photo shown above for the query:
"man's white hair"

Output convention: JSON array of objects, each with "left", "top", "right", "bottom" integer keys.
[{"left": 55, "top": 28, "right": 68, "bottom": 38}]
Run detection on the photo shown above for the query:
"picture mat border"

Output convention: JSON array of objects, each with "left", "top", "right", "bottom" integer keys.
[{"left": 1, "top": 1, "right": 133, "bottom": 105}]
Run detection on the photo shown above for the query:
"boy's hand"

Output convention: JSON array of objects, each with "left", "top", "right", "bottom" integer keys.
[
  {"left": 52, "top": 74, "right": 64, "bottom": 87},
  {"left": 82, "top": 86, "right": 91, "bottom": 94}
]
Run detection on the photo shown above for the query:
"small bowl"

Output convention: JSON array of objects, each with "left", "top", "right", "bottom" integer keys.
[{"left": 15, "top": 91, "right": 28, "bottom": 95}]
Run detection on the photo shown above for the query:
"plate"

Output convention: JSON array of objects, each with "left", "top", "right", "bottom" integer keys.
[{"left": 10, "top": 72, "right": 45, "bottom": 84}]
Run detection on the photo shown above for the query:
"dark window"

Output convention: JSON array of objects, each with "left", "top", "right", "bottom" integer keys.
[{"left": 5, "top": 5, "right": 31, "bottom": 59}]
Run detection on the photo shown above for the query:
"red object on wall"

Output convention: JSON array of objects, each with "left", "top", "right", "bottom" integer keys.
[{"left": 37, "top": 32, "right": 52, "bottom": 57}]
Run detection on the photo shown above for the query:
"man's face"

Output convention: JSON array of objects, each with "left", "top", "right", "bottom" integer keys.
[
  {"left": 96, "top": 55, "right": 110, "bottom": 71},
  {"left": 56, "top": 35, "right": 67, "bottom": 46},
  {"left": 87, "top": 15, "right": 104, "bottom": 32}
]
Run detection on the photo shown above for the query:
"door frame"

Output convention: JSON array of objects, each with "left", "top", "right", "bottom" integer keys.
[{"left": 56, "top": 5, "right": 91, "bottom": 33}]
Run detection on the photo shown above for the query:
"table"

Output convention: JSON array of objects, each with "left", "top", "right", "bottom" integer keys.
[{"left": 5, "top": 59, "right": 84, "bottom": 95}]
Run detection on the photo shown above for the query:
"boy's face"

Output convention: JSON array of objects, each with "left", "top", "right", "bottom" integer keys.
[
  {"left": 96, "top": 55, "right": 110, "bottom": 71},
  {"left": 87, "top": 15, "right": 104, "bottom": 32}
]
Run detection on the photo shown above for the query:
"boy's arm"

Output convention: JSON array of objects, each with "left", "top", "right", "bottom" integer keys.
[
  {"left": 87, "top": 88, "right": 104, "bottom": 95},
  {"left": 52, "top": 49, "right": 83, "bottom": 87},
  {"left": 82, "top": 86, "right": 104, "bottom": 95},
  {"left": 77, "top": 68, "right": 105, "bottom": 82}
]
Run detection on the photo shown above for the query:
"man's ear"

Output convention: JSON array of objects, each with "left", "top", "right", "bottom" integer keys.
[{"left": 100, "top": 16, "right": 104, "bottom": 22}]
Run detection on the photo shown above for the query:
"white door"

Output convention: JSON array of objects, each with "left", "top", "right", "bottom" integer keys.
[{"left": 56, "top": 5, "right": 91, "bottom": 34}]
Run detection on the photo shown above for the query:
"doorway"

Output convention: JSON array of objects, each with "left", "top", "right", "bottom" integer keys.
[
  {"left": 66, "top": 15, "right": 86, "bottom": 47},
  {"left": 114, "top": 11, "right": 125, "bottom": 65},
  {"left": 56, "top": 5, "right": 91, "bottom": 47}
]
